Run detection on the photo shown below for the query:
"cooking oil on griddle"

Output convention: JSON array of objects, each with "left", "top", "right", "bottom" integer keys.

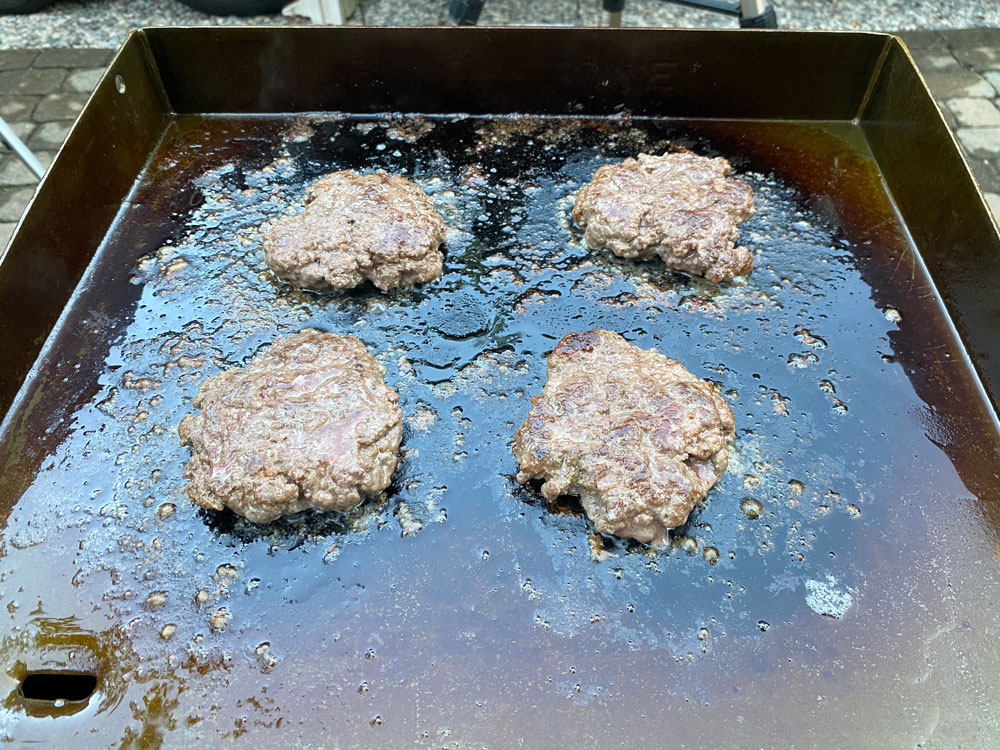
[{"left": 0, "top": 114, "right": 992, "bottom": 747}]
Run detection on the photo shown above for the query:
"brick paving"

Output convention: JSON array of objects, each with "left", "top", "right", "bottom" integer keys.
[
  {"left": 900, "top": 29, "right": 1000, "bottom": 218},
  {"left": 0, "top": 47, "right": 111, "bottom": 248},
  {"left": 2, "top": 33, "right": 1000, "bottom": 250}
]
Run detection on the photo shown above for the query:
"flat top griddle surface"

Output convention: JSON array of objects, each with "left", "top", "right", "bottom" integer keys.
[{"left": 0, "top": 113, "right": 998, "bottom": 748}]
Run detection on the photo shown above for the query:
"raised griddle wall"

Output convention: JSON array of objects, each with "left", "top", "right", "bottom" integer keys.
[
  {"left": 143, "top": 27, "right": 888, "bottom": 119},
  {"left": 860, "top": 39, "right": 1000, "bottom": 416},
  {"left": 3, "top": 28, "right": 999, "bottom": 431},
  {"left": 0, "top": 26, "right": 894, "bottom": 421},
  {"left": 0, "top": 33, "right": 171, "bottom": 417}
]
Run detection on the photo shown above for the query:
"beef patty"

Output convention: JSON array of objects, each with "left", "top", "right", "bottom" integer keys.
[
  {"left": 263, "top": 170, "right": 446, "bottom": 292},
  {"left": 178, "top": 329, "right": 402, "bottom": 523},
  {"left": 513, "top": 329, "right": 735, "bottom": 545},
  {"left": 572, "top": 152, "right": 755, "bottom": 283}
]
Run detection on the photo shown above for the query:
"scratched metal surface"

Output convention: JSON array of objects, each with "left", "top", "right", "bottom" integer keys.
[{"left": 0, "top": 113, "right": 998, "bottom": 748}]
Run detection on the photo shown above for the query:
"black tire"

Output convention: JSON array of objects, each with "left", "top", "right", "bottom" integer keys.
[
  {"left": 176, "top": 0, "right": 287, "bottom": 15},
  {"left": 0, "top": 0, "right": 56, "bottom": 15}
]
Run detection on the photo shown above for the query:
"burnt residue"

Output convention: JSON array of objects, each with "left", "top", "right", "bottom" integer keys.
[{"left": 0, "top": 114, "right": 997, "bottom": 748}]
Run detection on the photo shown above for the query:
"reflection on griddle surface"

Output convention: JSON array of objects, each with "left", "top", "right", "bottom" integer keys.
[{"left": 0, "top": 114, "right": 997, "bottom": 748}]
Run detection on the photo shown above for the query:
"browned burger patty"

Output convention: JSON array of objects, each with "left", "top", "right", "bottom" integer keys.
[
  {"left": 513, "top": 329, "right": 735, "bottom": 545},
  {"left": 178, "top": 329, "right": 402, "bottom": 523},
  {"left": 572, "top": 152, "right": 755, "bottom": 283},
  {"left": 263, "top": 170, "right": 446, "bottom": 292}
]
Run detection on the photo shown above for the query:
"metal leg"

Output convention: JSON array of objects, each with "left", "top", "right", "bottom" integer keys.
[
  {"left": 281, "top": 0, "right": 358, "bottom": 24},
  {"left": 449, "top": 0, "right": 776, "bottom": 29},
  {"left": 449, "top": 0, "right": 486, "bottom": 25},
  {"left": 647, "top": 0, "right": 778, "bottom": 28},
  {"left": 738, "top": 0, "right": 778, "bottom": 27},
  {"left": 604, "top": 0, "right": 624, "bottom": 26},
  {"left": 0, "top": 116, "right": 43, "bottom": 180}
]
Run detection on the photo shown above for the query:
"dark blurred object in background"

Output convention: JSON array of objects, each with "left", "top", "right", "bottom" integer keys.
[
  {"left": 0, "top": 0, "right": 55, "bottom": 14},
  {"left": 0, "top": 0, "right": 288, "bottom": 16},
  {"left": 177, "top": 0, "right": 286, "bottom": 15}
]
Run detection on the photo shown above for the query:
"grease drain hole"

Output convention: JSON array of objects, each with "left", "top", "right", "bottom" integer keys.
[{"left": 19, "top": 672, "right": 97, "bottom": 705}]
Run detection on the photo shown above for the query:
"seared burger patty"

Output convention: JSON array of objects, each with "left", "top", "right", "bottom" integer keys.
[
  {"left": 263, "top": 170, "right": 446, "bottom": 292},
  {"left": 513, "top": 329, "right": 735, "bottom": 545},
  {"left": 179, "top": 329, "right": 402, "bottom": 523},
  {"left": 572, "top": 152, "right": 754, "bottom": 283}
]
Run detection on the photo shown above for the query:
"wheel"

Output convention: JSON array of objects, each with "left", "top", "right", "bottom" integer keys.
[
  {"left": 0, "top": 0, "right": 56, "bottom": 14},
  {"left": 176, "top": 0, "right": 287, "bottom": 15}
]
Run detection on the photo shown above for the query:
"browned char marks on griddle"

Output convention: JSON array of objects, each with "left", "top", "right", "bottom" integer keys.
[
  {"left": 262, "top": 170, "right": 446, "bottom": 292},
  {"left": 178, "top": 329, "right": 402, "bottom": 523},
  {"left": 573, "top": 152, "right": 755, "bottom": 283},
  {"left": 513, "top": 329, "right": 735, "bottom": 545}
]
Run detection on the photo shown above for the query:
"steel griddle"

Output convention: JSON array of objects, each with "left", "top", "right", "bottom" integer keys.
[{"left": 0, "top": 27, "right": 999, "bottom": 748}]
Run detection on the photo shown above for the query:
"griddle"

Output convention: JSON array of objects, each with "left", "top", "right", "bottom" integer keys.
[{"left": 0, "top": 28, "right": 999, "bottom": 748}]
